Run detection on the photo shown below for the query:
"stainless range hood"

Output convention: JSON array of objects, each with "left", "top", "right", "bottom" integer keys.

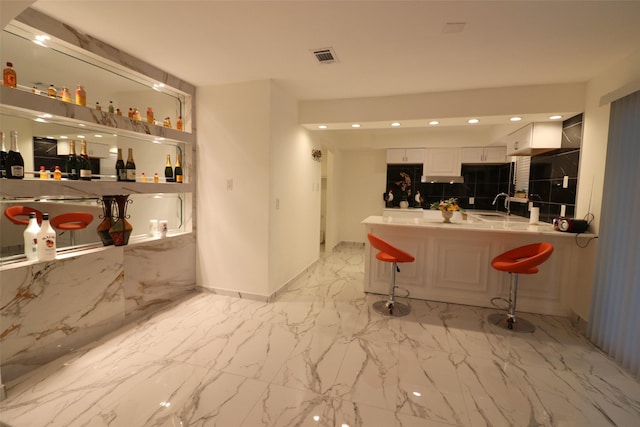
[{"left": 421, "top": 175, "right": 464, "bottom": 184}]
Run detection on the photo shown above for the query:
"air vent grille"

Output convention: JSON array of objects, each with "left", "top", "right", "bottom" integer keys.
[{"left": 312, "top": 48, "right": 338, "bottom": 64}]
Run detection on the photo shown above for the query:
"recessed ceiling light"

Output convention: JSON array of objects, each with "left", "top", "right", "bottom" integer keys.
[
  {"left": 77, "top": 135, "right": 85, "bottom": 138},
  {"left": 351, "top": 123, "right": 361, "bottom": 128},
  {"left": 34, "top": 118, "right": 47, "bottom": 123},
  {"left": 59, "top": 135, "right": 68, "bottom": 139},
  {"left": 78, "top": 123, "right": 86, "bottom": 127},
  {"left": 94, "top": 134, "right": 102, "bottom": 138},
  {"left": 510, "top": 116, "right": 522, "bottom": 122},
  {"left": 549, "top": 115, "right": 563, "bottom": 120},
  {"left": 318, "top": 125, "right": 327, "bottom": 129},
  {"left": 468, "top": 119, "right": 479, "bottom": 124},
  {"left": 391, "top": 122, "right": 401, "bottom": 127},
  {"left": 429, "top": 120, "right": 439, "bottom": 125}
]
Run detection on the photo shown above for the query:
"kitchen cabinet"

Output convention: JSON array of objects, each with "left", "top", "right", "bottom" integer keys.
[
  {"left": 423, "top": 148, "right": 461, "bottom": 176},
  {"left": 386, "top": 148, "right": 425, "bottom": 164},
  {"left": 506, "top": 122, "right": 562, "bottom": 156},
  {"left": 461, "top": 146, "right": 507, "bottom": 164}
]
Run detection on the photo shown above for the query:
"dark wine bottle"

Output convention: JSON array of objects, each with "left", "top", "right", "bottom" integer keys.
[
  {"left": 164, "top": 154, "right": 174, "bottom": 182},
  {"left": 0, "top": 131, "right": 7, "bottom": 178},
  {"left": 6, "top": 130, "right": 24, "bottom": 179},
  {"left": 174, "top": 153, "right": 183, "bottom": 183},
  {"left": 79, "top": 139, "right": 92, "bottom": 181},
  {"left": 115, "top": 148, "right": 126, "bottom": 181},
  {"left": 125, "top": 148, "right": 136, "bottom": 182},
  {"left": 66, "top": 140, "right": 80, "bottom": 180}
]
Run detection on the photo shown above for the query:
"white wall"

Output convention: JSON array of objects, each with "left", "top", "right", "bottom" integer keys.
[
  {"left": 268, "top": 82, "right": 320, "bottom": 294},
  {"left": 196, "top": 80, "right": 321, "bottom": 298},
  {"left": 338, "top": 150, "right": 387, "bottom": 244},
  {"left": 196, "top": 80, "right": 271, "bottom": 296}
]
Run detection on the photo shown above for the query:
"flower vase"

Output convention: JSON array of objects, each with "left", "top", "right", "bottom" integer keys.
[
  {"left": 109, "top": 195, "right": 133, "bottom": 246},
  {"left": 399, "top": 200, "right": 409, "bottom": 209},
  {"left": 441, "top": 210, "right": 454, "bottom": 223},
  {"left": 97, "top": 196, "right": 115, "bottom": 246}
]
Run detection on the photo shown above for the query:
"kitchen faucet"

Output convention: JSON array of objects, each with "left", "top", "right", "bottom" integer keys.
[{"left": 492, "top": 192, "right": 511, "bottom": 215}]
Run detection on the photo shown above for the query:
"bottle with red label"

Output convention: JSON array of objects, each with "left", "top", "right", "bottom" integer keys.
[{"left": 3, "top": 62, "right": 17, "bottom": 88}]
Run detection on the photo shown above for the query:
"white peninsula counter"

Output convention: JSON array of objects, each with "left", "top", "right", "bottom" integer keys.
[{"left": 362, "top": 212, "right": 596, "bottom": 317}]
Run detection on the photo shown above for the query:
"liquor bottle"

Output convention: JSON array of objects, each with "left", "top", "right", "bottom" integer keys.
[
  {"left": 75, "top": 85, "right": 86, "bottom": 106},
  {"left": 0, "top": 131, "right": 7, "bottom": 178},
  {"left": 22, "top": 212, "right": 40, "bottom": 260},
  {"left": 24, "top": 212, "right": 41, "bottom": 261},
  {"left": 39, "top": 165, "right": 48, "bottom": 179},
  {"left": 66, "top": 140, "right": 79, "bottom": 180},
  {"left": 32, "top": 86, "right": 40, "bottom": 95},
  {"left": 174, "top": 153, "right": 183, "bottom": 183},
  {"left": 125, "top": 147, "right": 136, "bottom": 182},
  {"left": 53, "top": 166, "right": 62, "bottom": 180},
  {"left": 115, "top": 148, "right": 126, "bottom": 181},
  {"left": 79, "top": 139, "right": 92, "bottom": 181},
  {"left": 133, "top": 108, "right": 141, "bottom": 121},
  {"left": 141, "top": 172, "right": 147, "bottom": 183},
  {"left": 164, "top": 154, "right": 174, "bottom": 182},
  {"left": 36, "top": 213, "right": 57, "bottom": 261},
  {"left": 163, "top": 116, "right": 172, "bottom": 128},
  {"left": 116, "top": 108, "right": 122, "bottom": 116},
  {"left": 146, "top": 107, "right": 154, "bottom": 124},
  {"left": 177, "top": 115, "right": 183, "bottom": 131},
  {"left": 6, "top": 130, "right": 24, "bottom": 179},
  {"left": 153, "top": 172, "right": 159, "bottom": 183},
  {"left": 60, "top": 87, "right": 72, "bottom": 103},
  {"left": 128, "top": 107, "right": 134, "bottom": 118},
  {"left": 95, "top": 101, "right": 102, "bottom": 111},
  {"left": 47, "top": 84, "right": 57, "bottom": 98},
  {"left": 3, "top": 62, "right": 17, "bottom": 88},
  {"left": 108, "top": 101, "right": 115, "bottom": 114}
]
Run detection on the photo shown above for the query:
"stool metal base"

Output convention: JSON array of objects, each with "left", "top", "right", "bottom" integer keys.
[
  {"left": 488, "top": 313, "right": 536, "bottom": 333},
  {"left": 373, "top": 300, "right": 410, "bottom": 317}
]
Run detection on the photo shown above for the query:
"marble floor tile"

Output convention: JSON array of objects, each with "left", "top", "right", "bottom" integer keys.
[{"left": 1, "top": 245, "right": 639, "bottom": 427}]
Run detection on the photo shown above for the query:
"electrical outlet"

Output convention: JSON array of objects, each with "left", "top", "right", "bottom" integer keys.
[
  {"left": 560, "top": 204, "right": 566, "bottom": 217},
  {"left": 469, "top": 197, "right": 475, "bottom": 205},
  {"left": 563, "top": 175, "right": 569, "bottom": 188}
]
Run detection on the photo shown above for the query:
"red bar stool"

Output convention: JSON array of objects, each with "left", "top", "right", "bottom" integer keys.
[
  {"left": 50, "top": 212, "right": 94, "bottom": 246},
  {"left": 488, "top": 242, "right": 554, "bottom": 332},
  {"left": 367, "top": 233, "right": 415, "bottom": 316},
  {"left": 4, "top": 206, "right": 43, "bottom": 225}
]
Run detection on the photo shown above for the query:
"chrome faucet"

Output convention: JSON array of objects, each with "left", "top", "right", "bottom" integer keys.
[{"left": 492, "top": 192, "right": 511, "bottom": 214}]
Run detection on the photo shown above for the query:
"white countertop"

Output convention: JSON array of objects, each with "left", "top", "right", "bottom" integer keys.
[{"left": 363, "top": 213, "right": 595, "bottom": 237}]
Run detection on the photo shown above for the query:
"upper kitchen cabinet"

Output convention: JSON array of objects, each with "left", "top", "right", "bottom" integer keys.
[
  {"left": 387, "top": 148, "right": 425, "bottom": 164},
  {"left": 461, "top": 146, "right": 507, "bottom": 164},
  {"left": 424, "top": 148, "right": 461, "bottom": 176},
  {"left": 505, "top": 122, "right": 562, "bottom": 156}
]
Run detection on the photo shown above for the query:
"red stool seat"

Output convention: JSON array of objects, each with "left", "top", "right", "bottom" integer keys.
[
  {"left": 489, "top": 242, "right": 554, "bottom": 332},
  {"left": 367, "top": 233, "right": 415, "bottom": 316},
  {"left": 4, "top": 206, "right": 44, "bottom": 225},
  {"left": 51, "top": 212, "right": 94, "bottom": 246}
]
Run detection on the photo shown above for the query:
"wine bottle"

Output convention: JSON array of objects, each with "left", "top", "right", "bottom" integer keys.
[
  {"left": 0, "top": 131, "right": 7, "bottom": 179},
  {"left": 36, "top": 213, "right": 57, "bottom": 261},
  {"left": 79, "top": 139, "right": 92, "bottom": 181},
  {"left": 24, "top": 212, "right": 40, "bottom": 261},
  {"left": 164, "top": 154, "right": 174, "bottom": 182},
  {"left": 174, "top": 153, "right": 183, "bottom": 183},
  {"left": 115, "top": 148, "right": 126, "bottom": 181},
  {"left": 66, "top": 140, "right": 80, "bottom": 180},
  {"left": 125, "top": 147, "right": 136, "bottom": 182},
  {"left": 6, "top": 130, "right": 24, "bottom": 179}
]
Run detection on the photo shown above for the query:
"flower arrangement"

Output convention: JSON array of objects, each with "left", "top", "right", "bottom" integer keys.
[
  {"left": 430, "top": 197, "right": 461, "bottom": 211},
  {"left": 311, "top": 149, "right": 322, "bottom": 161}
]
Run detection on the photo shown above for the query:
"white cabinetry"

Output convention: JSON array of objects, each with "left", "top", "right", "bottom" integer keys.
[
  {"left": 423, "top": 148, "right": 461, "bottom": 176},
  {"left": 506, "top": 122, "right": 562, "bottom": 156},
  {"left": 386, "top": 148, "right": 424, "bottom": 164},
  {"left": 461, "top": 146, "right": 506, "bottom": 164}
]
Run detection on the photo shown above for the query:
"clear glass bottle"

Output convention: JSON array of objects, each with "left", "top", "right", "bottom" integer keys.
[
  {"left": 176, "top": 115, "right": 183, "bottom": 131},
  {"left": 24, "top": 212, "right": 40, "bottom": 261},
  {"left": 60, "top": 87, "right": 72, "bottom": 103},
  {"left": 47, "top": 84, "right": 57, "bottom": 98},
  {"left": 3, "top": 61, "right": 17, "bottom": 88},
  {"left": 108, "top": 101, "right": 115, "bottom": 114},
  {"left": 53, "top": 165, "right": 62, "bottom": 180},
  {"left": 146, "top": 107, "right": 154, "bottom": 124},
  {"left": 39, "top": 165, "right": 48, "bottom": 179},
  {"left": 75, "top": 85, "right": 86, "bottom": 106},
  {"left": 37, "top": 213, "right": 56, "bottom": 261}
]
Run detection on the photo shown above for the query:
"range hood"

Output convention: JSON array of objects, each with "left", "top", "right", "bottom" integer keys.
[{"left": 421, "top": 175, "right": 464, "bottom": 184}]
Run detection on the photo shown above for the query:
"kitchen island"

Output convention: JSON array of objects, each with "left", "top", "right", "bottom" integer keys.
[{"left": 362, "top": 212, "right": 596, "bottom": 316}]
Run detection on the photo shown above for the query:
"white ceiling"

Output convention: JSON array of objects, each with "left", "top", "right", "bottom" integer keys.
[
  {"left": 29, "top": 0, "right": 640, "bottom": 101},
  {"left": 11, "top": 0, "right": 640, "bottom": 135}
]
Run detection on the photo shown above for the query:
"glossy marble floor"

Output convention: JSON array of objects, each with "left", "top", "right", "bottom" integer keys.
[{"left": 1, "top": 245, "right": 639, "bottom": 426}]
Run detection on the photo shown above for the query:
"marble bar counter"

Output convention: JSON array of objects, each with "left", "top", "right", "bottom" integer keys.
[
  {"left": 362, "top": 213, "right": 596, "bottom": 317},
  {"left": 0, "top": 233, "right": 196, "bottom": 388}
]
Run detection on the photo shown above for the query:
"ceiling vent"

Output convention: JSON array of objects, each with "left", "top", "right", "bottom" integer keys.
[{"left": 312, "top": 47, "right": 338, "bottom": 64}]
